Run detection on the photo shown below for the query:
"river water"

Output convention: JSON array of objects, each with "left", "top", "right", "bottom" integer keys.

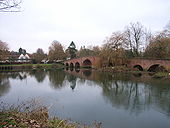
[{"left": 0, "top": 69, "right": 170, "bottom": 128}]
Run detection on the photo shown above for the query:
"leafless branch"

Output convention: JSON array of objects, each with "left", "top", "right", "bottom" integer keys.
[{"left": 0, "top": 0, "right": 22, "bottom": 12}]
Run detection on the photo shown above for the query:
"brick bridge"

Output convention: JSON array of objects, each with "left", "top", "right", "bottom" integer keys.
[
  {"left": 128, "top": 58, "right": 170, "bottom": 71},
  {"left": 64, "top": 57, "right": 170, "bottom": 71},
  {"left": 64, "top": 56, "right": 101, "bottom": 69}
]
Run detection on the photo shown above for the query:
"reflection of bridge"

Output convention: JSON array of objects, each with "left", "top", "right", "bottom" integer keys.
[
  {"left": 64, "top": 69, "right": 94, "bottom": 81},
  {"left": 64, "top": 56, "right": 101, "bottom": 69},
  {"left": 65, "top": 56, "right": 170, "bottom": 71}
]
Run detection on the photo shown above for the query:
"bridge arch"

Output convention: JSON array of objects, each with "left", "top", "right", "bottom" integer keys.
[
  {"left": 133, "top": 65, "right": 143, "bottom": 71},
  {"left": 65, "top": 63, "right": 69, "bottom": 67},
  {"left": 82, "top": 59, "right": 92, "bottom": 68},
  {"left": 75, "top": 62, "right": 80, "bottom": 69},
  {"left": 70, "top": 63, "right": 74, "bottom": 68},
  {"left": 148, "top": 64, "right": 166, "bottom": 72}
]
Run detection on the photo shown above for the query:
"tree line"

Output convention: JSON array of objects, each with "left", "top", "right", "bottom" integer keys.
[{"left": 0, "top": 21, "right": 170, "bottom": 65}]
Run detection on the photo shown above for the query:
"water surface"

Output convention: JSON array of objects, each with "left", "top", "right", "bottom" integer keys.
[{"left": 0, "top": 69, "right": 170, "bottom": 128}]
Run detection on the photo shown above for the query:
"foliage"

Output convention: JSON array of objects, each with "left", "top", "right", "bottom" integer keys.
[
  {"left": 48, "top": 41, "right": 66, "bottom": 61},
  {"left": 18, "top": 47, "right": 26, "bottom": 55},
  {"left": 32, "top": 48, "right": 47, "bottom": 63},
  {"left": 0, "top": 40, "right": 10, "bottom": 61},
  {"left": 77, "top": 47, "right": 92, "bottom": 57},
  {"left": 66, "top": 41, "right": 77, "bottom": 59},
  {"left": 0, "top": 99, "right": 102, "bottom": 128},
  {"left": 100, "top": 32, "right": 127, "bottom": 66},
  {"left": 144, "top": 32, "right": 170, "bottom": 59},
  {"left": 77, "top": 45, "right": 101, "bottom": 57}
]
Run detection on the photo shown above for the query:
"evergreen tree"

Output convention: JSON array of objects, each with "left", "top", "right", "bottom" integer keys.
[{"left": 66, "top": 41, "right": 77, "bottom": 59}]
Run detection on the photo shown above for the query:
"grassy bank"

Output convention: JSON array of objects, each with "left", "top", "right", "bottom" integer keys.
[
  {"left": 0, "top": 110, "right": 81, "bottom": 128},
  {"left": 0, "top": 64, "right": 65, "bottom": 71},
  {"left": 0, "top": 100, "right": 102, "bottom": 128},
  {"left": 98, "top": 66, "right": 170, "bottom": 79}
]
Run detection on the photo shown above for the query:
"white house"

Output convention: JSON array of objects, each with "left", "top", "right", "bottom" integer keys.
[{"left": 18, "top": 54, "right": 30, "bottom": 62}]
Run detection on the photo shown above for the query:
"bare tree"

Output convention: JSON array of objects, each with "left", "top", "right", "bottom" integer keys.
[
  {"left": 0, "top": 40, "right": 9, "bottom": 61},
  {"left": 125, "top": 22, "right": 145, "bottom": 56},
  {"left": 0, "top": 0, "right": 21, "bottom": 12},
  {"left": 100, "top": 32, "right": 127, "bottom": 66}
]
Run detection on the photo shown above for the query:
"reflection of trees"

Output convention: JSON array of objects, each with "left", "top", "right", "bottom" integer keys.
[
  {"left": 149, "top": 83, "right": 170, "bottom": 117},
  {"left": 8, "top": 72, "right": 20, "bottom": 79},
  {"left": 0, "top": 74, "right": 10, "bottom": 97},
  {"left": 5, "top": 71, "right": 29, "bottom": 80},
  {"left": 29, "top": 70, "right": 46, "bottom": 83},
  {"left": 8, "top": 72, "right": 29, "bottom": 80},
  {"left": 102, "top": 81, "right": 145, "bottom": 115},
  {"left": 67, "top": 74, "right": 77, "bottom": 90},
  {"left": 48, "top": 70, "right": 66, "bottom": 89},
  {"left": 67, "top": 70, "right": 170, "bottom": 116},
  {"left": 100, "top": 73, "right": 170, "bottom": 116}
]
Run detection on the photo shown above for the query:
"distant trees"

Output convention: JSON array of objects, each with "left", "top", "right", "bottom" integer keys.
[
  {"left": 0, "top": 40, "right": 9, "bottom": 61},
  {"left": 91, "top": 46, "right": 101, "bottom": 56},
  {"left": 100, "top": 32, "right": 127, "bottom": 66},
  {"left": 143, "top": 21, "right": 170, "bottom": 59},
  {"left": 77, "top": 46, "right": 93, "bottom": 57},
  {"left": 1, "top": 20, "right": 169, "bottom": 65},
  {"left": 32, "top": 48, "right": 46, "bottom": 63},
  {"left": 144, "top": 32, "right": 170, "bottom": 59},
  {"left": 76, "top": 45, "right": 101, "bottom": 58},
  {"left": 99, "top": 22, "right": 152, "bottom": 66},
  {"left": 0, "top": 0, "right": 21, "bottom": 12},
  {"left": 48, "top": 41, "right": 66, "bottom": 61}
]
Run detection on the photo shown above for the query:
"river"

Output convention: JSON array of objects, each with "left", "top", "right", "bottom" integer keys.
[{"left": 0, "top": 69, "right": 170, "bottom": 128}]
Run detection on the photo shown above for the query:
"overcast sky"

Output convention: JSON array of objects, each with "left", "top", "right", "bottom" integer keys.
[{"left": 0, "top": 0, "right": 170, "bottom": 53}]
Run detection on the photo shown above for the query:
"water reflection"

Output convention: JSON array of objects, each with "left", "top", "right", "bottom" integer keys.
[
  {"left": 29, "top": 70, "right": 46, "bottom": 83},
  {"left": 48, "top": 70, "right": 66, "bottom": 89},
  {"left": 83, "top": 70, "right": 92, "bottom": 77},
  {"left": 8, "top": 72, "right": 28, "bottom": 80},
  {"left": 65, "top": 69, "right": 170, "bottom": 116},
  {"left": 102, "top": 81, "right": 147, "bottom": 115},
  {"left": 0, "top": 74, "right": 10, "bottom": 97},
  {"left": 0, "top": 69, "right": 170, "bottom": 121}
]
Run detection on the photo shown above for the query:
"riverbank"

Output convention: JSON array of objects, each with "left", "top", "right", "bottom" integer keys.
[
  {"left": 0, "top": 102, "right": 101, "bottom": 128},
  {"left": 0, "top": 110, "right": 81, "bottom": 128},
  {"left": 0, "top": 64, "right": 64, "bottom": 71},
  {"left": 98, "top": 66, "right": 170, "bottom": 79}
]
